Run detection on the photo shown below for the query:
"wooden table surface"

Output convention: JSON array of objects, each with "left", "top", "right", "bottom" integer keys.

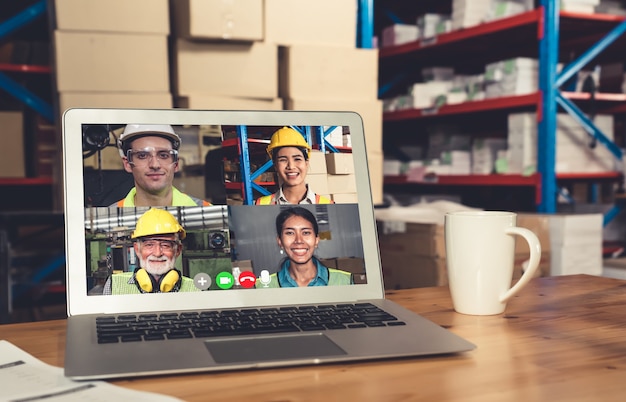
[{"left": 2, "top": 274, "right": 626, "bottom": 401}]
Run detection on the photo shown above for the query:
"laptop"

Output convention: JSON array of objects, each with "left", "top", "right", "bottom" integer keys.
[{"left": 62, "top": 108, "right": 475, "bottom": 380}]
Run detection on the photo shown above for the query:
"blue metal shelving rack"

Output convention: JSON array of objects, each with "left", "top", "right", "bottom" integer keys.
[
  {"left": 0, "top": 0, "right": 54, "bottom": 122},
  {"left": 237, "top": 125, "right": 344, "bottom": 205},
  {"left": 236, "top": 1, "right": 375, "bottom": 205},
  {"left": 539, "top": 0, "right": 626, "bottom": 221}
]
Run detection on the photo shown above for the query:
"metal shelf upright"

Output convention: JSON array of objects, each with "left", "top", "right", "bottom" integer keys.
[
  {"left": 539, "top": 0, "right": 626, "bottom": 218},
  {"left": 0, "top": 0, "right": 54, "bottom": 123},
  {"left": 236, "top": 125, "right": 344, "bottom": 205}
]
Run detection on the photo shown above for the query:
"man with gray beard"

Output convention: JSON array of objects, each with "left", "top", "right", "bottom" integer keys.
[{"left": 103, "top": 208, "right": 200, "bottom": 294}]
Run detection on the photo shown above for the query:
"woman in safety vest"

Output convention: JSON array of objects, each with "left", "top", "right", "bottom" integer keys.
[
  {"left": 255, "top": 127, "right": 334, "bottom": 205},
  {"left": 257, "top": 206, "right": 351, "bottom": 288}
]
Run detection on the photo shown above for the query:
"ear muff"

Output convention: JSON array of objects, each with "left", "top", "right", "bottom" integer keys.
[
  {"left": 133, "top": 268, "right": 182, "bottom": 293},
  {"left": 159, "top": 269, "right": 181, "bottom": 292}
]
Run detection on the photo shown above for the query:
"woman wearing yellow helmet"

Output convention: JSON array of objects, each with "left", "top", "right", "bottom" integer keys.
[{"left": 255, "top": 127, "right": 334, "bottom": 205}]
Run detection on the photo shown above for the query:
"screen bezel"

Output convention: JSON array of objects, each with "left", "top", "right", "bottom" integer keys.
[{"left": 63, "top": 108, "right": 384, "bottom": 316}]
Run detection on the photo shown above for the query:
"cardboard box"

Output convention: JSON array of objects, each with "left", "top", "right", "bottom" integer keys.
[
  {"left": 176, "top": 95, "right": 282, "bottom": 110},
  {"left": 381, "top": 24, "right": 420, "bottom": 47},
  {"left": 515, "top": 213, "right": 552, "bottom": 254},
  {"left": 172, "top": 0, "right": 263, "bottom": 41},
  {"left": 173, "top": 40, "right": 277, "bottom": 98},
  {"left": 285, "top": 98, "right": 383, "bottom": 153},
  {"left": 378, "top": 221, "right": 445, "bottom": 259},
  {"left": 54, "top": 31, "right": 169, "bottom": 92},
  {"left": 0, "top": 111, "right": 25, "bottom": 178},
  {"left": 306, "top": 173, "right": 329, "bottom": 195},
  {"left": 325, "top": 153, "right": 354, "bottom": 175},
  {"left": 327, "top": 174, "right": 357, "bottom": 194},
  {"left": 381, "top": 253, "right": 447, "bottom": 290},
  {"left": 331, "top": 193, "right": 358, "bottom": 204},
  {"left": 279, "top": 45, "right": 378, "bottom": 100},
  {"left": 308, "top": 151, "right": 327, "bottom": 174},
  {"left": 55, "top": 0, "right": 169, "bottom": 34},
  {"left": 336, "top": 257, "right": 365, "bottom": 274},
  {"left": 265, "top": 0, "right": 357, "bottom": 47},
  {"left": 353, "top": 273, "right": 367, "bottom": 284},
  {"left": 59, "top": 92, "right": 172, "bottom": 114},
  {"left": 319, "top": 258, "right": 337, "bottom": 269},
  {"left": 514, "top": 253, "right": 551, "bottom": 279}
]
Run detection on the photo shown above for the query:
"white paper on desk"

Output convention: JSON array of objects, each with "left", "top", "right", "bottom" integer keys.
[{"left": 0, "top": 340, "right": 182, "bottom": 402}]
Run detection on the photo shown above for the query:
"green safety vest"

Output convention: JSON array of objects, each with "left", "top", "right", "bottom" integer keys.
[
  {"left": 255, "top": 193, "right": 333, "bottom": 205},
  {"left": 110, "top": 272, "right": 200, "bottom": 294},
  {"left": 115, "top": 187, "right": 210, "bottom": 207},
  {"left": 256, "top": 268, "right": 352, "bottom": 288}
]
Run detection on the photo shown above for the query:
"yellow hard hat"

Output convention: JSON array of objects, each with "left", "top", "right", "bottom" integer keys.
[
  {"left": 131, "top": 208, "right": 186, "bottom": 240},
  {"left": 266, "top": 127, "right": 311, "bottom": 159}
]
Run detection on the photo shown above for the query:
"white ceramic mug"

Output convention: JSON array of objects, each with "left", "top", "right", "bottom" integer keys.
[{"left": 445, "top": 211, "right": 541, "bottom": 315}]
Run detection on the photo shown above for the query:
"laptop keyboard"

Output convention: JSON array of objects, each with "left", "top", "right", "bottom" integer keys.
[{"left": 95, "top": 303, "right": 406, "bottom": 344}]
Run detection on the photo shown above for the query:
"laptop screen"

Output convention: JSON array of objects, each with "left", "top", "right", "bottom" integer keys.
[{"left": 64, "top": 109, "right": 383, "bottom": 315}]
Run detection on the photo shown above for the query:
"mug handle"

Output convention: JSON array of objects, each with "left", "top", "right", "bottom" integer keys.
[{"left": 499, "top": 227, "right": 542, "bottom": 303}]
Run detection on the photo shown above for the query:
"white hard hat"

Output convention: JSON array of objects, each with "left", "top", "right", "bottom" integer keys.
[{"left": 117, "top": 124, "right": 181, "bottom": 158}]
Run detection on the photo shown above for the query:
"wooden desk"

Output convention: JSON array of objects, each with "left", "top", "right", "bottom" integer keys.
[{"left": 2, "top": 275, "right": 626, "bottom": 401}]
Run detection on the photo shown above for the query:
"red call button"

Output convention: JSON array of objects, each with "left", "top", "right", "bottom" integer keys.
[{"left": 238, "top": 271, "right": 257, "bottom": 288}]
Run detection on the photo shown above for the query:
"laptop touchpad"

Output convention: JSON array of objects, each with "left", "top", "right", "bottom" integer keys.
[{"left": 204, "top": 333, "right": 347, "bottom": 364}]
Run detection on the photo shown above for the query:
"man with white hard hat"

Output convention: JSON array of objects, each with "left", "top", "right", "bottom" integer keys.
[{"left": 111, "top": 124, "right": 210, "bottom": 207}]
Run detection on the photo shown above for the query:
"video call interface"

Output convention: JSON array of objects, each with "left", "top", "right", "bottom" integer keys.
[{"left": 82, "top": 123, "right": 367, "bottom": 296}]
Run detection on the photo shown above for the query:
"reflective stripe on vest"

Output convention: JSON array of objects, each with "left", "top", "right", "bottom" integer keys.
[
  {"left": 255, "top": 193, "right": 333, "bottom": 205},
  {"left": 257, "top": 268, "right": 351, "bottom": 288}
]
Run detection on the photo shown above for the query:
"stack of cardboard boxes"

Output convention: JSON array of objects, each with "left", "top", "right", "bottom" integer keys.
[
  {"left": 320, "top": 257, "right": 367, "bottom": 285},
  {"left": 171, "top": 0, "right": 280, "bottom": 110},
  {"left": 507, "top": 112, "right": 616, "bottom": 175},
  {"left": 171, "top": 0, "right": 381, "bottom": 203},
  {"left": 53, "top": 0, "right": 173, "bottom": 171},
  {"left": 377, "top": 213, "right": 554, "bottom": 290},
  {"left": 53, "top": 0, "right": 172, "bottom": 112},
  {"left": 51, "top": 0, "right": 383, "bottom": 204},
  {"left": 0, "top": 112, "right": 26, "bottom": 178},
  {"left": 271, "top": 0, "right": 382, "bottom": 204}
]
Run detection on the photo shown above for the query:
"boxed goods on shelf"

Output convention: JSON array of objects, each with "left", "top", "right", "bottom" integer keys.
[
  {"left": 173, "top": 40, "right": 277, "bottom": 98},
  {"left": 54, "top": 31, "right": 169, "bottom": 92},
  {"left": 484, "top": 58, "right": 538, "bottom": 98},
  {"left": 0, "top": 111, "right": 25, "bottom": 178},
  {"left": 560, "top": 0, "right": 600, "bottom": 13},
  {"left": 176, "top": 95, "right": 282, "bottom": 110},
  {"left": 377, "top": 220, "right": 447, "bottom": 289},
  {"left": 278, "top": 45, "right": 378, "bottom": 100},
  {"left": 485, "top": 0, "right": 534, "bottom": 22},
  {"left": 308, "top": 151, "right": 327, "bottom": 175},
  {"left": 417, "top": 13, "right": 451, "bottom": 38},
  {"left": 599, "top": 62, "right": 626, "bottom": 93},
  {"left": 327, "top": 174, "right": 357, "bottom": 194},
  {"left": 60, "top": 92, "right": 172, "bottom": 112},
  {"left": 284, "top": 99, "right": 383, "bottom": 153},
  {"left": 381, "top": 24, "right": 420, "bottom": 47},
  {"left": 264, "top": 0, "right": 357, "bottom": 47},
  {"left": 451, "top": 0, "right": 492, "bottom": 30},
  {"left": 507, "top": 112, "right": 617, "bottom": 174},
  {"left": 376, "top": 211, "right": 552, "bottom": 290},
  {"left": 549, "top": 213, "right": 603, "bottom": 276},
  {"left": 325, "top": 153, "right": 354, "bottom": 175},
  {"left": 172, "top": 0, "right": 263, "bottom": 41},
  {"left": 54, "top": 0, "right": 169, "bottom": 34},
  {"left": 471, "top": 138, "right": 508, "bottom": 174},
  {"left": 306, "top": 174, "right": 330, "bottom": 196}
]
